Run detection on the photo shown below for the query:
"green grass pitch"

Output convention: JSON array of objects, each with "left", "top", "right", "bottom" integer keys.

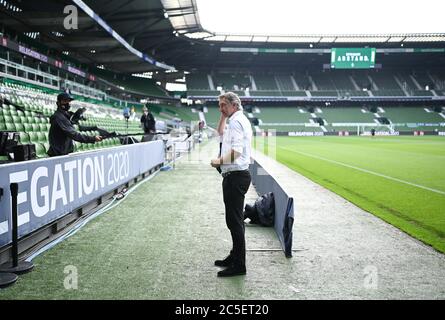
[{"left": 256, "top": 136, "right": 445, "bottom": 253}]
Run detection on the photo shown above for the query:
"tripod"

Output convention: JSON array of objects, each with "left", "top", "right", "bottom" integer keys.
[{"left": 121, "top": 116, "right": 134, "bottom": 144}]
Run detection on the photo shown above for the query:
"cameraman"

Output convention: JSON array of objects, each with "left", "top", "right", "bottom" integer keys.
[
  {"left": 47, "top": 93, "right": 101, "bottom": 157},
  {"left": 140, "top": 105, "right": 156, "bottom": 134}
]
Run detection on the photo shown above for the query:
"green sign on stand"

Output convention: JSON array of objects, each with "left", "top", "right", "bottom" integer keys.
[{"left": 331, "top": 48, "right": 376, "bottom": 69}]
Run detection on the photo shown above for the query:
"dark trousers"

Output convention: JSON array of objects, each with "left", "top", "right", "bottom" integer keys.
[{"left": 222, "top": 170, "right": 251, "bottom": 267}]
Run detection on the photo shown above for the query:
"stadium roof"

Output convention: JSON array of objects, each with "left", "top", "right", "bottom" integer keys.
[
  {"left": 0, "top": 0, "right": 184, "bottom": 73},
  {"left": 183, "top": 0, "right": 445, "bottom": 43},
  {"left": 194, "top": 0, "right": 445, "bottom": 38},
  {"left": 0, "top": 0, "right": 444, "bottom": 75}
]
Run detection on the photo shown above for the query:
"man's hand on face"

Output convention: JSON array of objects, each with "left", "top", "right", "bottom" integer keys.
[{"left": 210, "top": 158, "right": 221, "bottom": 168}]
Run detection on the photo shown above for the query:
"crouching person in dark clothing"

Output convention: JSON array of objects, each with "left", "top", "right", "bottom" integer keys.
[{"left": 47, "top": 93, "right": 102, "bottom": 157}]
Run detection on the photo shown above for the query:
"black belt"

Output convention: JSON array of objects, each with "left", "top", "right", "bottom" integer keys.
[{"left": 221, "top": 170, "right": 249, "bottom": 178}]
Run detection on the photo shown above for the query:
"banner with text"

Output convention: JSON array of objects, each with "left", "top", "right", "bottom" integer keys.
[
  {"left": 0, "top": 141, "right": 164, "bottom": 247},
  {"left": 331, "top": 48, "right": 376, "bottom": 69}
]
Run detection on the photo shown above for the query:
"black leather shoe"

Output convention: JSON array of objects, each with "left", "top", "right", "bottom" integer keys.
[
  {"left": 214, "top": 255, "right": 233, "bottom": 267},
  {"left": 217, "top": 265, "right": 246, "bottom": 277}
]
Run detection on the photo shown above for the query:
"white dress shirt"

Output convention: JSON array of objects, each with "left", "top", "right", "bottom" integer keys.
[{"left": 220, "top": 110, "right": 252, "bottom": 174}]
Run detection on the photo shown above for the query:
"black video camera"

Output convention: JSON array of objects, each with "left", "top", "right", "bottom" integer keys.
[
  {"left": 70, "top": 107, "right": 86, "bottom": 124},
  {"left": 123, "top": 107, "right": 130, "bottom": 120}
]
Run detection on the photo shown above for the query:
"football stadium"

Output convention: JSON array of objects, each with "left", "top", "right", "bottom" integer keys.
[{"left": 0, "top": 0, "right": 444, "bottom": 305}]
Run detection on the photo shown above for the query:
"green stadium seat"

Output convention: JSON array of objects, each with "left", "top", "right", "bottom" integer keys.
[
  {"left": 14, "top": 123, "right": 25, "bottom": 132},
  {"left": 39, "top": 123, "right": 47, "bottom": 131},
  {"left": 29, "top": 132, "right": 39, "bottom": 143},
  {"left": 37, "top": 132, "right": 46, "bottom": 143},
  {"left": 5, "top": 123, "right": 15, "bottom": 131},
  {"left": 23, "top": 123, "right": 33, "bottom": 132},
  {"left": 0, "top": 123, "right": 6, "bottom": 130},
  {"left": 35, "top": 143, "right": 47, "bottom": 158},
  {"left": 19, "top": 132, "right": 30, "bottom": 144},
  {"left": 32, "top": 124, "right": 40, "bottom": 131},
  {"left": 3, "top": 115, "right": 12, "bottom": 123},
  {"left": 73, "top": 141, "right": 80, "bottom": 152}
]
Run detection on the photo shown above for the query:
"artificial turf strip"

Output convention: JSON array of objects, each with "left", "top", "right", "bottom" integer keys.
[
  {"left": 0, "top": 147, "right": 283, "bottom": 299},
  {"left": 257, "top": 136, "right": 445, "bottom": 253}
]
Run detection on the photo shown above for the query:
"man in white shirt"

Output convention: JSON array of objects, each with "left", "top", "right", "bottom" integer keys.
[{"left": 211, "top": 92, "right": 252, "bottom": 277}]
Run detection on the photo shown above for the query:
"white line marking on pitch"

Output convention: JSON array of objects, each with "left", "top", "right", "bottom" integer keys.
[{"left": 280, "top": 147, "right": 445, "bottom": 196}]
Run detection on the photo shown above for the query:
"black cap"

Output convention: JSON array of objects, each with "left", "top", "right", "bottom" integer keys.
[{"left": 57, "top": 92, "right": 74, "bottom": 102}]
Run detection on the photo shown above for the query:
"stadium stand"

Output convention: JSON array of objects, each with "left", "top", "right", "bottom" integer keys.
[
  {"left": 351, "top": 71, "right": 373, "bottom": 91},
  {"left": 260, "top": 125, "right": 323, "bottom": 132},
  {"left": 411, "top": 90, "right": 434, "bottom": 96},
  {"left": 310, "top": 90, "right": 339, "bottom": 97},
  {"left": 293, "top": 72, "right": 312, "bottom": 91},
  {"left": 329, "top": 70, "right": 356, "bottom": 91},
  {"left": 187, "top": 89, "right": 221, "bottom": 96},
  {"left": 250, "top": 90, "right": 283, "bottom": 96},
  {"left": 320, "top": 107, "right": 375, "bottom": 124},
  {"left": 186, "top": 73, "right": 221, "bottom": 96},
  {"left": 413, "top": 70, "right": 436, "bottom": 89},
  {"left": 186, "top": 70, "right": 445, "bottom": 98},
  {"left": 369, "top": 71, "right": 401, "bottom": 90},
  {"left": 213, "top": 73, "right": 251, "bottom": 91},
  {"left": 94, "top": 68, "right": 168, "bottom": 97},
  {"left": 382, "top": 107, "right": 444, "bottom": 123},
  {"left": 252, "top": 106, "right": 318, "bottom": 132},
  {"left": 203, "top": 107, "right": 223, "bottom": 128},
  {"left": 256, "top": 107, "right": 311, "bottom": 123},
  {"left": 186, "top": 73, "right": 210, "bottom": 90},
  {"left": 310, "top": 72, "right": 336, "bottom": 91},
  {"left": 0, "top": 81, "right": 197, "bottom": 160},
  {"left": 253, "top": 73, "right": 279, "bottom": 90},
  {"left": 369, "top": 71, "right": 406, "bottom": 96},
  {"left": 397, "top": 71, "right": 420, "bottom": 91},
  {"left": 275, "top": 74, "right": 295, "bottom": 91},
  {"left": 280, "top": 90, "right": 307, "bottom": 96},
  {"left": 198, "top": 104, "right": 445, "bottom": 134}
]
